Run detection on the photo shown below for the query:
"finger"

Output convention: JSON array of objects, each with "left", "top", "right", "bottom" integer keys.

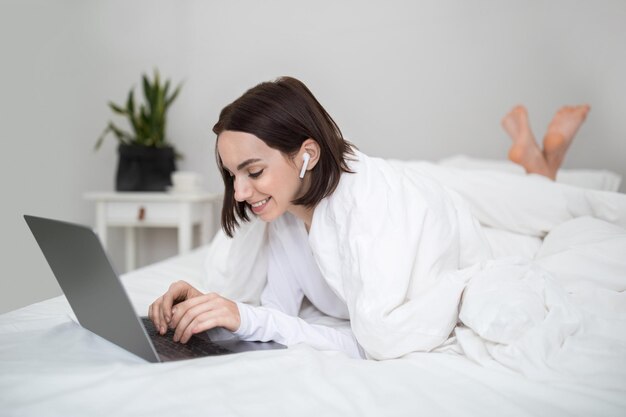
[
  {"left": 161, "top": 281, "right": 191, "bottom": 327},
  {"left": 170, "top": 293, "right": 216, "bottom": 330},
  {"left": 161, "top": 286, "right": 178, "bottom": 322},
  {"left": 180, "top": 314, "right": 218, "bottom": 344},
  {"left": 157, "top": 300, "right": 169, "bottom": 335},
  {"left": 148, "top": 303, "right": 155, "bottom": 329},
  {"left": 176, "top": 297, "right": 238, "bottom": 343},
  {"left": 193, "top": 295, "right": 240, "bottom": 332},
  {"left": 173, "top": 299, "right": 216, "bottom": 342},
  {"left": 149, "top": 297, "right": 168, "bottom": 335},
  {"left": 179, "top": 305, "right": 233, "bottom": 344},
  {"left": 149, "top": 298, "right": 160, "bottom": 330}
]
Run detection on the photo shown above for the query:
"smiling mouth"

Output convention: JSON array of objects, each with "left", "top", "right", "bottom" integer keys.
[
  {"left": 249, "top": 197, "right": 271, "bottom": 213},
  {"left": 251, "top": 197, "right": 269, "bottom": 208}
]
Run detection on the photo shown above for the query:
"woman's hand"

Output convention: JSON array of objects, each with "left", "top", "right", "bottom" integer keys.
[
  {"left": 169, "top": 292, "right": 241, "bottom": 343},
  {"left": 148, "top": 280, "right": 203, "bottom": 335},
  {"left": 148, "top": 280, "right": 240, "bottom": 343}
]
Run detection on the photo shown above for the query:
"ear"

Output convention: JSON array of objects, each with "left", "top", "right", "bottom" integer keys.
[{"left": 299, "top": 138, "right": 321, "bottom": 172}]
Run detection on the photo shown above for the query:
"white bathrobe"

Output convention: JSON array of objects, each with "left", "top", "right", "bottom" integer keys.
[
  {"left": 308, "top": 151, "right": 492, "bottom": 359},
  {"left": 206, "top": 150, "right": 626, "bottom": 369}
]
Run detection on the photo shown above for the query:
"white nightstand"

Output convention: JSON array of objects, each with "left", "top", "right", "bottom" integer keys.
[{"left": 84, "top": 191, "right": 222, "bottom": 272}]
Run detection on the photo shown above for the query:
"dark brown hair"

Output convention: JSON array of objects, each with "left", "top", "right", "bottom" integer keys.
[{"left": 213, "top": 76, "right": 354, "bottom": 237}]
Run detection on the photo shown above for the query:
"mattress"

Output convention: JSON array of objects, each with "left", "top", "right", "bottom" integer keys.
[{"left": 1, "top": 244, "right": 625, "bottom": 417}]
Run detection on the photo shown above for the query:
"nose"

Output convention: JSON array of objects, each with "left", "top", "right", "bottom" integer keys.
[{"left": 233, "top": 176, "right": 253, "bottom": 202}]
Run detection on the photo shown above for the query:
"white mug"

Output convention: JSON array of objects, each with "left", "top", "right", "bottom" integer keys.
[{"left": 170, "top": 171, "right": 202, "bottom": 193}]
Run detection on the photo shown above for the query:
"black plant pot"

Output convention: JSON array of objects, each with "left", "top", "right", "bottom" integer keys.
[{"left": 115, "top": 144, "right": 177, "bottom": 191}]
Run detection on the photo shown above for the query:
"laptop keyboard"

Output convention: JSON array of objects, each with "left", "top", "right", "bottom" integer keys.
[{"left": 142, "top": 318, "right": 232, "bottom": 358}]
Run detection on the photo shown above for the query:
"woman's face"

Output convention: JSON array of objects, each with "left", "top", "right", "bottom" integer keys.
[{"left": 217, "top": 130, "right": 305, "bottom": 223}]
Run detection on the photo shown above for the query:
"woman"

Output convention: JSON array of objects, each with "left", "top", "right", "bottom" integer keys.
[{"left": 149, "top": 76, "right": 620, "bottom": 360}]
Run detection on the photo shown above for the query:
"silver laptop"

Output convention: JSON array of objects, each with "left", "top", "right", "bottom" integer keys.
[{"left": 24, "top": 215, "right": 285, "bottom": 362}]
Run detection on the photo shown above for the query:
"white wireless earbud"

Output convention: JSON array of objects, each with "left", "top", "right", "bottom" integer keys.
[{"left": 299, "top": 152, "right": 311, "bottom": 179}]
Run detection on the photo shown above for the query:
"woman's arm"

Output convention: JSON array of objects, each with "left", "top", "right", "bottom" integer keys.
[
  {"left": 231, "top": 212, "right": 364, "bottom": 359},
  {"left": 149, "top": 280, "right": 364, "bottom": 359},
  {"left": 234, "top": 302, "right": 364, "bottom": 359}
]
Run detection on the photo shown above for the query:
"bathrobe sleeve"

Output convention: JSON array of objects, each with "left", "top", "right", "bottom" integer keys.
[
  {"left": 309, "top": 152, "right": 490, "bottom": 360},
  {"left": 234, "top": 302, "right": 364, "bottom": 359},
  {"left": 232, "top": 214, "right": 365, "bottom": 359},
  {"left": 233, "top": 236, "right": 364, "bottom": 359}
]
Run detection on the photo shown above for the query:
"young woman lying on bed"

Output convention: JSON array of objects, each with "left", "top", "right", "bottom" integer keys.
[{"left": 148, "top": 76, "right": 624, "bottom": 360}]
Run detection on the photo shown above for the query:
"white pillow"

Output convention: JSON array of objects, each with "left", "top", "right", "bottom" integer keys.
[{"left": 439, "top": 155, "right": 622, "bottom": 192}]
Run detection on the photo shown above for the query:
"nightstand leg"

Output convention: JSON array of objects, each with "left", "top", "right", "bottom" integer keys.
[
  {"left": 125, "top": 227, "right": 136, "bottom": 272},
  {"left": 179, "top": 203, "right": 192, "bottom": 254},
  {"left": 200, "top": 201, "right": 214, "bottom": 246},
  {"left": 95, "top": 202, "right": 107, "bottom": 249}
]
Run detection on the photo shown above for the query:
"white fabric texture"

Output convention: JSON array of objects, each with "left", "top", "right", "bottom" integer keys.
[
  {"left": 390, "top": 159, "right": 626, "bottom": 236},
  {"left": 481, "top": 227, "right": 542, "bottom": 260},
  {"left": 458, "top": 217, "right": 626, "bottom": 388},
  {"left": 204, "top": 215, "right": 268, "bottom": 305},
  {"left": 233, "top": 212, "right": 364, "bottom": 359},
  {"left": 204, "top": 151, "right": 626, "bottom": 374},
  {"left": 312, "top": 152, "right": 626, "bottom": 360},
  {"left": 439, "top": 154, "right": 623, "bottom": 192},
  {"left": 310, "top": 152, "right": 492, "bottom": 359},
  {"left": 3, "top": 249, "right": 626, "bottom": 417}
]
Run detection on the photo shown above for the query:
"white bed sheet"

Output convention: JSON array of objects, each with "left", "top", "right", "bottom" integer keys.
[{"left": 1, "top": 246, "right": 625, "bottom": 417}]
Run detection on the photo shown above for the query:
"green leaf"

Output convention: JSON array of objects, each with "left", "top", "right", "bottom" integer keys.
[
  {"left": 94, "top": 121, "right": 133, "bottom": 150},
  {"left": 142, "top": 74, "right": 153, "bottom": 112},
  {"left": 138, "top": 106, "right": 151, "bottom": 145},
  {"left": 108, "top": 101, "right": 127, "bottom": 115},
  {"left": 126, "top": 89, "right": 135, "bottom": 116},
  {"left": 126, "top": 89, "right": 138, "bottom": 135},
  {"left": 165, "top": 82, "right": 182, "bottom": 108},
  {"left": 108, "top": 121, "right": 133, "bottom": 142},
  {"left": 163, "top": 79, "right": 170, "bottom": 101},
  {"left": 94, "top": 125, "right": 111, "bottom": 150},
  {"left": 153, "top": 68, "right": 160, "bottom": 91}
]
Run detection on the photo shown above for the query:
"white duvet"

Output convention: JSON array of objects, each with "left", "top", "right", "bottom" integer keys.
[{"left": 206, "top": 152, "right": 626, "bottom": 387}]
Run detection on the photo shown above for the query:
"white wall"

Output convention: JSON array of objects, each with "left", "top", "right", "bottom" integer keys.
[{"left": 1, "top": 0, "right": 625, "bottom": 314}]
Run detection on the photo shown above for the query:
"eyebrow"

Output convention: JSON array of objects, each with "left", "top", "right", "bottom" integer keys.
[{"left": 237, "top": 158, "right": 262, "bottom": 171}]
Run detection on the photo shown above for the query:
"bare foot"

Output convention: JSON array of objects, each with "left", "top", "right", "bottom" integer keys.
[
  {"left": 501, "top": 105, "right": 552, "bottom": 178},
  {"left": 543, "top": 105, "right": 590, "bottom": 172}
]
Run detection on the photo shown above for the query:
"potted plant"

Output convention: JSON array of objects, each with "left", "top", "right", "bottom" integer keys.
[{"left": 95, "top": 69, "right": 183, "bottom": 191}]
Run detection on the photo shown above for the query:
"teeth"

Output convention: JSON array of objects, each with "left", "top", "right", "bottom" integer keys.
[{"left": 251, "top": 198, "right": 268, "bottom": 208}]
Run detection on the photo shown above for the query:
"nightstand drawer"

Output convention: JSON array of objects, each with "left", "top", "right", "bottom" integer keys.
[{"left": 106, "top": 201, "right": 183, "bottom": 225}]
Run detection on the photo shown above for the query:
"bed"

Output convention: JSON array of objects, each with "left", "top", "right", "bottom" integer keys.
[{"left": 1, "top": 157, "right": 625, "bottom": 417}]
